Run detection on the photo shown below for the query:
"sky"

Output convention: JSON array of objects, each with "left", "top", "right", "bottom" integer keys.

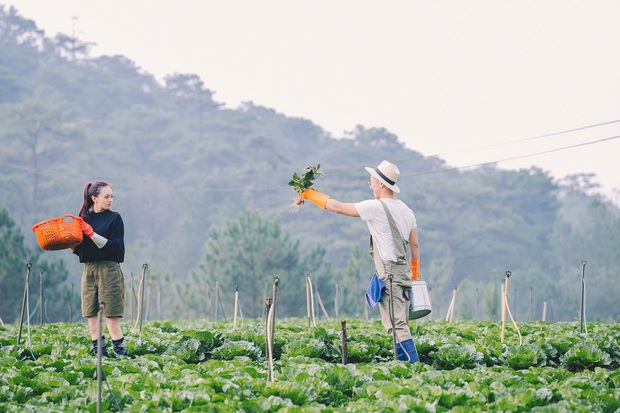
[{"left": 4, "top": 1, "right": 620, "bottom": 204}]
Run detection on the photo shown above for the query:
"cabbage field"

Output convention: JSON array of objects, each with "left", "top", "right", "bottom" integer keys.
[{"left": 1, "top": 319, "right": 619, "bottom": 412}]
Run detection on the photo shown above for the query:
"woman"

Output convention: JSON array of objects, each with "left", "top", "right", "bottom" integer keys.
[{"left": 74, "top": 181, "right": 127, "bottom": 358}]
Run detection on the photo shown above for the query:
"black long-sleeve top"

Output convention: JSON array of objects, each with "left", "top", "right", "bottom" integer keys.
[{"left": 73, "top": 209, "right": 125, "bottom": 263}]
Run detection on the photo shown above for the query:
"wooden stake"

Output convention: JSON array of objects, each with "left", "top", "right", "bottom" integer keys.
[
  {"left": 233, "top": 286, "right": 239, "bottom": 328},
  {"left": 316, "top": 290, "right": 331, "bottom": 321},
  {"left": 341, "top": 320, "right": 348, "bottom": 365},
  {"left": 17, "top": 263, "right": 32, "bottom": 345},
  {"left": 214, "top": 278, "right": 219, "bottom": 321},
  {"left": 579, "top": 260, "right": 587, "bottom": 333},
  {"left": 305, "top": 276, "right": 311, "bottom": 327},
  {"left": 39, "top": 270, "right": 43, "bottom": 324},
  {"left": 501, "top": 272, "right": 510, "bottom": 343}
]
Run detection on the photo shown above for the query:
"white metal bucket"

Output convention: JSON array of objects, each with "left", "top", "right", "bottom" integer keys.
[{"left": 409, "top": 280, "right": 431, "bottom": 319}]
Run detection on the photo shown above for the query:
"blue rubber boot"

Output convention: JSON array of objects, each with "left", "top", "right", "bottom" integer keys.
[{"left": 396, "top": 339, "right": 419, "bottom": 363}]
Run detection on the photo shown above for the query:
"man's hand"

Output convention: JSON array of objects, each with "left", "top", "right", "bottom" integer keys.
[
  {"left": 300, "top": 188, "right": 331, "bottom": 210},
  {"left": 409, "top": 259, "right": 420, "bottom": 281}
]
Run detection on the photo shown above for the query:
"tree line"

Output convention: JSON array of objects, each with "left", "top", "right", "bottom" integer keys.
[{"left": 1, "top": 5, "right": 619, "bottom": 324}]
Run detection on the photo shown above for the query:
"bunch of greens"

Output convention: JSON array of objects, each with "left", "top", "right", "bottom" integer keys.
[
  {"left": 288, "top": 164, "right": 322, "bottom": 193},
  {"left": 288, "top": 164, "right": 323, "bottom": 211}
]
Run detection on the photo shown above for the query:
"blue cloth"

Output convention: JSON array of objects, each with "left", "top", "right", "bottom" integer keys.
[{"left": 365, "top": 274, "right": 386, "bottom": 308}]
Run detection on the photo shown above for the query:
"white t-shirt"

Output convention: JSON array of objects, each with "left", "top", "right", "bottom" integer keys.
[{"left": 355, "top": 198, "right": 417, "bottom": 263}]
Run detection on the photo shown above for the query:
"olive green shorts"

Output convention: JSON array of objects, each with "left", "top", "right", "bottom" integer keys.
[{"left": 81, "top": 261, "right": 125, "bottom": 318}]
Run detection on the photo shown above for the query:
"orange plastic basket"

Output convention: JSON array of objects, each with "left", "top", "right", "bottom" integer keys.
[{"left": 32, "top": 214, "right": 83, "bottom": 251}]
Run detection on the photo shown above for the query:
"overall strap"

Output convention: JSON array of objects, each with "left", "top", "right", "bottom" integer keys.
[{"left": 378, "top": 200, "right": 407, "bottom": 264}]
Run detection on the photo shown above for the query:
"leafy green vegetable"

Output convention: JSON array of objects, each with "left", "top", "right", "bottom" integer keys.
[
  {"left": 499, "top": 344, "right": 547, "bottom": 369},
  {"left": 2, "top": 320, "right": 620, "bottom": 412},
  {"left": 288, "top": 164, "right": 322, "bottom": 193},
  {"left": 211, "top": 340, "right": 263, "bottom": 361},
  {"left": 560, "top": 342, "right": 611, "bottom": 371},
  {"left": 430, "top": 344, "right": 485, "bottom": 370}
]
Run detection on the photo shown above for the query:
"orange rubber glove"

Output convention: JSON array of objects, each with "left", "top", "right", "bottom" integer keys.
[
  {"left": 300, "top": 188, "right": 331, "bottom": 210},
  {"left": 77, "top": 218, "right": 95, "bottom": 237},
  {"left": 409, "top": 259, "right": 420, "bottom": 281}
]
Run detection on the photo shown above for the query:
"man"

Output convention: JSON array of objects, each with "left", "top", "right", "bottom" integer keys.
[{"left": 299, "top": 160, "right": 420, "bottom": 363}]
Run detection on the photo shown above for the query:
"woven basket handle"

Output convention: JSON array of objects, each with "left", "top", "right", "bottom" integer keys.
[{"left": 61, "top": 214, "right": 81, "bottom": 221}]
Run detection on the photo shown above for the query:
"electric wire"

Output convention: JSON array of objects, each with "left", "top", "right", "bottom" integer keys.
[
  {"left": 403, "top": 134, "right": 620, "bottom": 178},
  {"left": 421, "top": 119, "right": 620, "bottom": 159},
  {"left": 2, "top": 119, "right": 619, "bottom": 193}
]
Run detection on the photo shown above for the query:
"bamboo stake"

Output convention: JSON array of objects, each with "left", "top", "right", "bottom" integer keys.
[
  {"left": 449, "top": 287, "right": 457, "bottom": 323},
  {"left": 130, "top": 272, "right": 134, "bottom": 322},
  {"left": 205, "top": 284, "right": 210, "bottom": 320},
  {"left": 39, "top": 270, "right": 43, "bottom": 324},
  {"left": 445, "top": 286, "right": 457, "bottom": 322},
  {"left": 264, "top": 297, "right": 272, "bottom": 360},
  {"left": 579, "top": 260, "right": 587, "bottom": 334},
  {"left": 214, "top": 278, "right": 219, "bottom": 321},
  {"left": 341, "top": 320, "right": 348, "bottom": 365},
  {"left": 266, "top": 301, "right": 275, "bottom": 382},
  {"left": 501, "top": 271, "right": 522, "bottom": 345},
  {"left": 157, "top": 281, "right": 161, "bottom": 320},
  {"left": 270, "top": 276, "right": 279, "bottom": 350},
  {"left": 501, "top": 274, "right": 508, "bottom": 343},
  {"left": 132, "top": 264, "right": 147, "bottom": 333},
  {"left": 17, "top": 263, "right": 32, "bottom": 345},
  {"left": 306, "top": 276, "right": 311, "bottom": 327},
  {"left": 542, "top": 299, "right": 547, "bottom": 322},
  {"left": 140, "top": 263, "right": 148, "bottom": 330},
  {"left": 233, "top": 286, "right": 239, "bottom": 328},
  {"left": 335, "top": 283, "right": 340, "bottom": 319},
  {"left": 307, "top": 275, "right": 317, "bottom": 327},
  {"left": 315, "top": 290, "right": 331, "bottom": 322},
  {"left": 97, "top": 302, "right": 104, "bottom": 413},
  {"left": 147, "top": 282, "right": 153, "bottom": 322}
]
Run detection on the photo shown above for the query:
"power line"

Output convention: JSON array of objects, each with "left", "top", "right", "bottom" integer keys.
[
  {"left": 403, "top": 134, "right": 620, "bottom": 177},
  {"left": 421, "top": 119, "right": 620, "bottom": 159},
  {"left": 2, "top": 121, "right": 619, "bottom": 192}
]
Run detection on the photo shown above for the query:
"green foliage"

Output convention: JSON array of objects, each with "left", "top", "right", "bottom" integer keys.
[
  {"left": 560, "top": 342, "right": 612, "bottom": 371},
  {"left": 1, "top": 7, "right": 620, "bottom": 323},
  {"left": 430, "top": 344, "right": 485, "bottom": 370},
  {"left": 211, "top": 340, "right": 263, "bottom": 361},
  {"left": 499, "top": 344, "right": 547, "bottom": 369},
  {"left": 0, "top": 208, "right": 71, "bottom": 324},
  {"left": 0, "top": 320, "right": 620, "bottom": 411},
  {"left": 288, "top": 164, "right": 322, "bottom": 193},
  {"left": 193, "top": 211, "right": 328, "bottom": 318}
]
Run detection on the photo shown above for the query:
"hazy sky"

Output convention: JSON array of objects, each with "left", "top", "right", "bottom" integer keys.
[{"left": 4, "top": 1, "right": 620, "bottom": 202}]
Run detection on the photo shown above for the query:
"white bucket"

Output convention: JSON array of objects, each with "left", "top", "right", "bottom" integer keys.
[{"left": 409, "top": 280, "right": 431, "bottom": 320}]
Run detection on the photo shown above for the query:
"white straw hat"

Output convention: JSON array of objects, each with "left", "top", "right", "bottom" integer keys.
[{"left": 365, "top": 160, "right": 400, "bottom": 193}]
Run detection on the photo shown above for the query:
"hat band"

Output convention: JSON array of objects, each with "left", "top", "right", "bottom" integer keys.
[{"left": 376, "top": 168, "right": 396, "bottom": 186}]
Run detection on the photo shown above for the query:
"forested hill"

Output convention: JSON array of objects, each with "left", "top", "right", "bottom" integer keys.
[{"left": 1, "top": 5, "right": 619, "bottom": 323}]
